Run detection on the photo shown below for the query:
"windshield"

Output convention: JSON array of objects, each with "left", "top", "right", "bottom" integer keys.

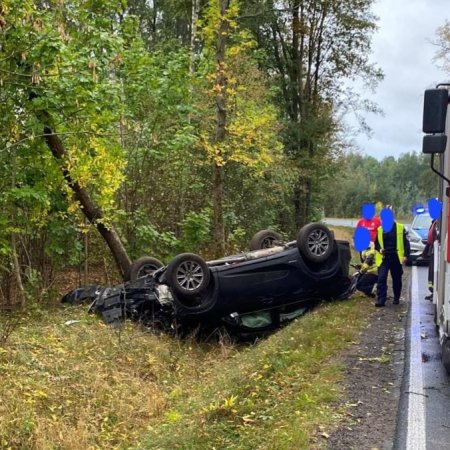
[{"left": 412, "top": 214, "right": 432, "bottom": 229}]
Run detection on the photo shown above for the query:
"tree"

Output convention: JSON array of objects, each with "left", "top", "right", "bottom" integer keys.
[
  {"left": 435, "top": 20, "right": 450, "bottom": 73},
  {"left": 195, "top": 0, "right": 283, "bottom": 254},
  {"left": 241, "top": 0, "right": 382, "bottom": 226},
  {"left": 321, "top": 151, "right": 437, "bottom": 218},
  {"left": 0, "top": 0, "right": 135, "bottom": 279}
]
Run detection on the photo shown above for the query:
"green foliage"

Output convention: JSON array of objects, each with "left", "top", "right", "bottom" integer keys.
[
  {"left": 0, "top": 0, "right": 144, "bottom": 299},
  {"left": 240, "top": 0, "right": 382, "bottom": 225},
  {"left": 195, "top": 1, "right": 284, "bottom": 173},
  {"left": 322, "top": 151, "right": 437, "bottom": 218},
  {"left": 0, "top": 0, "right": 387, "bottom": 301},
  {"left": 178, "top": 208, "right": 213, "bottom": 253},
  {"left": 135, "top": 224, "right": 179, "bottom": 261}
]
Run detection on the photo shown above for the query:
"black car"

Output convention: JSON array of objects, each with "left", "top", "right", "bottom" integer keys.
[{"left": 65, "top": 223, "right": 353, "bottom": 333}]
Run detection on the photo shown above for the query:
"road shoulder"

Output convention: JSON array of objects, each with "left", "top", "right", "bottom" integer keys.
[{"left": 326, "top": 269, "right": 410, "bottom": 450}]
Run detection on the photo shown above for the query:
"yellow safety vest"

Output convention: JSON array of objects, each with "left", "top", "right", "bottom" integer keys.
[
  {"left": 375, "top": 223, "right": 405, "bottom": 266},
  {"left": 361, "top": 249, "right": 378, "bottom": 275}
]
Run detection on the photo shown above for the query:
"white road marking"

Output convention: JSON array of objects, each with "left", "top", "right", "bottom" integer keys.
[{"left": 406, "top": 265, "right": 427, "bottom": 449}]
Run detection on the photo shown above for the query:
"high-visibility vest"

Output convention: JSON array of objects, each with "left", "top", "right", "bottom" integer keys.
[
  {"left": 375, "top": 223, "right": 405, "bottom": 266},
  {"left": 361, "top": 249, "right": 378, "bottom": 275}
]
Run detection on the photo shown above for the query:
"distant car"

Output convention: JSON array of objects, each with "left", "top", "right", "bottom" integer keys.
[
  {"left": 407, "top": 211, "right": 432, "bottom": 264},
  {"left": 67, "top": 223, "right": 353, "bottom": 334}
]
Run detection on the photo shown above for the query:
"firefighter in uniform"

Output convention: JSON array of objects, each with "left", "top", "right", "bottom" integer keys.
[
  {"left": 423, "top": 219, "right": 438, "bottom": 300},
  {"left": 374, "top": 220, "right": 410, "bottom": 307},
  {"left": 356, "top": 246, "right": 378, "bottom": 297}
]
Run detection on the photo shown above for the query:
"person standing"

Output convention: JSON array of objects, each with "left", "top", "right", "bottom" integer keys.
[
  {"left": 374, "top": 213, "right": 410, "bottom": 307},
  {"left": 424, "top": 219, "right": 438, "bottom": 300},
  {"left": 356, "top": 205, "right": 381, "bottom": 242}
]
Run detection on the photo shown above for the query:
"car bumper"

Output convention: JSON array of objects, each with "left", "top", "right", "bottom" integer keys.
[{"left": 408, "top": 240, "right": 429, "bottom": 264}]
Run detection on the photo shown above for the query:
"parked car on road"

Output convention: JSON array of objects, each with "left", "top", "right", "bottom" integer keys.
[
  {"left": 407, "top": 210, "right": 432, "bottom": 264},
  {"left": 64, "top": 223, "right": 353, "bottom": 334}
]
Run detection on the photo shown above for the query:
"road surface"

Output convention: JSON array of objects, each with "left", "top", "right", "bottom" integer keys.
[
  {"left": 324, "top": 218, "right": 450, "bottom": 448},
  {"left": 323, "top": 217, "right": 359, "bottom": 227},
  {"left": 396, "top": 265, "right": 450, "bottom": 449}
]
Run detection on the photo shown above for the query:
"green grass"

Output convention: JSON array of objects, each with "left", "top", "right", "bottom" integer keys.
[
  {"left": 0, "top": 285, "right": 372, "bottom": 449},
  {"left": 329, "top": 225, "right": 360, "bottom": 264},
  {"left": 143, "top": 296, "right": 372, "bottom": 450}
]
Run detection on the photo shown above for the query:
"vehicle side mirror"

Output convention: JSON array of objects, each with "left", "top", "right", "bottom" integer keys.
[
  {"left": 423, "top": 134, "right": 448, "bottom": 154},
  {"left": 423, "top": 89, "right": 449, "bottom": 133}
]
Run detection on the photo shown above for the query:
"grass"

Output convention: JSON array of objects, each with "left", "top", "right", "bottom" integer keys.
[
  {"left": 0, "top": 226, "right": 372, "bottom": 449},
  {"left": 142, "top": 297, "right": 372, "bottom": 450},
  {"left": 0, "top": 293, "right": 373, "bottom": 449},
  {"left": 331, "top": 226, "right": 363, "bottom": 267}
]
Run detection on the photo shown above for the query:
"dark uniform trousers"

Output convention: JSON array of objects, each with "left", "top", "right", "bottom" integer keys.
[
  {"left": 356, "top": 273, "right": 378, "bottom": 296},
  {"left": 428, "top": 246, "right": 434, "bottom": 292},
  {"left": 376, "top": 254, "right": 403, "bottom": 305}
]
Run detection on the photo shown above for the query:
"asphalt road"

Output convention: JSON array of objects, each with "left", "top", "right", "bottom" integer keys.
[
  {"left": 323, "top": 217, "right": 412, "bottom": 229},
  {"left": 395, "top": 265, "right": 450, "bottom": 450},
  {"left": 323, "top": 217, "right": 450, "bottom": 447},
  {"left": 323, "top": 217, "right": 359, "bottom": 227}
]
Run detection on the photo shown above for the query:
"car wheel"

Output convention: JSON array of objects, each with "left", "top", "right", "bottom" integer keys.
[
  {"left": 126, "top": 256, "right": 164, "bottom": 281},
  {"left": 165, "top": 253, "right": 211, "bottom": 298},
  {"left": 297, "top": 223, "right": 334, "bottom": 263},
  {"left": 249, "top": 230, "right": 282, "bottom": 251}
]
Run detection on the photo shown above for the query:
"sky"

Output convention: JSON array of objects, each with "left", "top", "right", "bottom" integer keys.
[{"left": 349, "top": 0, "right": 449, "bottom": 159}]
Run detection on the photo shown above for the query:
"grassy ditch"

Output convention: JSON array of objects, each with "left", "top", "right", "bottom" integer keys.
[
  {"left": 330, "top": 225, "right": 358, "bottom": 260},
  {"left": 0, "top": 226, "right": 371, "bottom": 449},
  {"left": 0, "top": 294, "right": 372, "bottom": 449},
  {"left": 142, "top": 297, "right": 372, "bottom": 450}
]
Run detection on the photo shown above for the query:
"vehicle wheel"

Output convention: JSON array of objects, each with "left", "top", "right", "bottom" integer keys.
[
  {"left": 297, "top": 223, "right": 334, "bottom": 263},
  {"left": 165, "top": 253, "right": 210, "bottom": 298},
  {"left": 126, "top": 256, "right": 164, "bottom": 281},
  {"left": 249, "top": 230, "right": 282, "bottom": 251}
]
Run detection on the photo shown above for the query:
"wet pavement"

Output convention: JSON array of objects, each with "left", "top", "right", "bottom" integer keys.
[{"left": 395, "top": 265, "right": 450, "bottom": 450}]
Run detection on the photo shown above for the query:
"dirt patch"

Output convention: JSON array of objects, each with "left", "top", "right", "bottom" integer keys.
[
  {"left": 326, "top": 269, "right": 410, "bottom": 450},
  {"left": 52, "top": 265, "right": 122, "bottom": 300}
]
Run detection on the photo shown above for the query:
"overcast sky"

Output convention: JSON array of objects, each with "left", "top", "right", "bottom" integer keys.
[{"left": 349, "top": 0, "right": 449, "bottom": 159}]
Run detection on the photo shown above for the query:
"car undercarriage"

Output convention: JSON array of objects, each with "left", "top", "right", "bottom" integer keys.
[{"left": 62, "top": 223, "right": 354, "bottom": 335}]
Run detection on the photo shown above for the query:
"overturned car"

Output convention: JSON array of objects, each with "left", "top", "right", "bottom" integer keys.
[{"left": 63, "top": 223, "right": 353, "bottom": 334}]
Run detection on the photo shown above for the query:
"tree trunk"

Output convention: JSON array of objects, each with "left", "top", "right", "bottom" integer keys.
[
  {"left": 10, "top": 235, "right": 25, "bottom": 306},
  {"left": 212, "top": 0, "right": 230, "bottom": 256},
  {"left": 291, "top": 3, "right": 300, "bottom": 121},
  {"left": 39, "top": 120, "right": 131, "bottom": 279},
  {"left": 212, "top": 163, "right": 224, "bottom": 254},
  {"left": 10, "top": 146, "right": 25, "bottom": 305},
  {"left": 291, "top": 3, "right": 313, "bottom": 228},
  {"left": 190, "top": 0, "right": 200, "bottom": 75}
]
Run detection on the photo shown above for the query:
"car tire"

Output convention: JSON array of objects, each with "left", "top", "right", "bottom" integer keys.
[
  {"left": 126, "top": 256, "right": 164, "bottom": 281},
  {"left": 297, "top": 223, "right": 334, "bottom": 263},
  {"left": 165, "top": 253, "right": 210, "bottom": 298},
  {"left": 249, "top": 230, "right": 282, "bottom": 251}
]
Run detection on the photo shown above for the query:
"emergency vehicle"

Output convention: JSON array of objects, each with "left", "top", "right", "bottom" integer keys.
[{"left": 422, "top": 86, "right": 450, "bottom": 373}]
